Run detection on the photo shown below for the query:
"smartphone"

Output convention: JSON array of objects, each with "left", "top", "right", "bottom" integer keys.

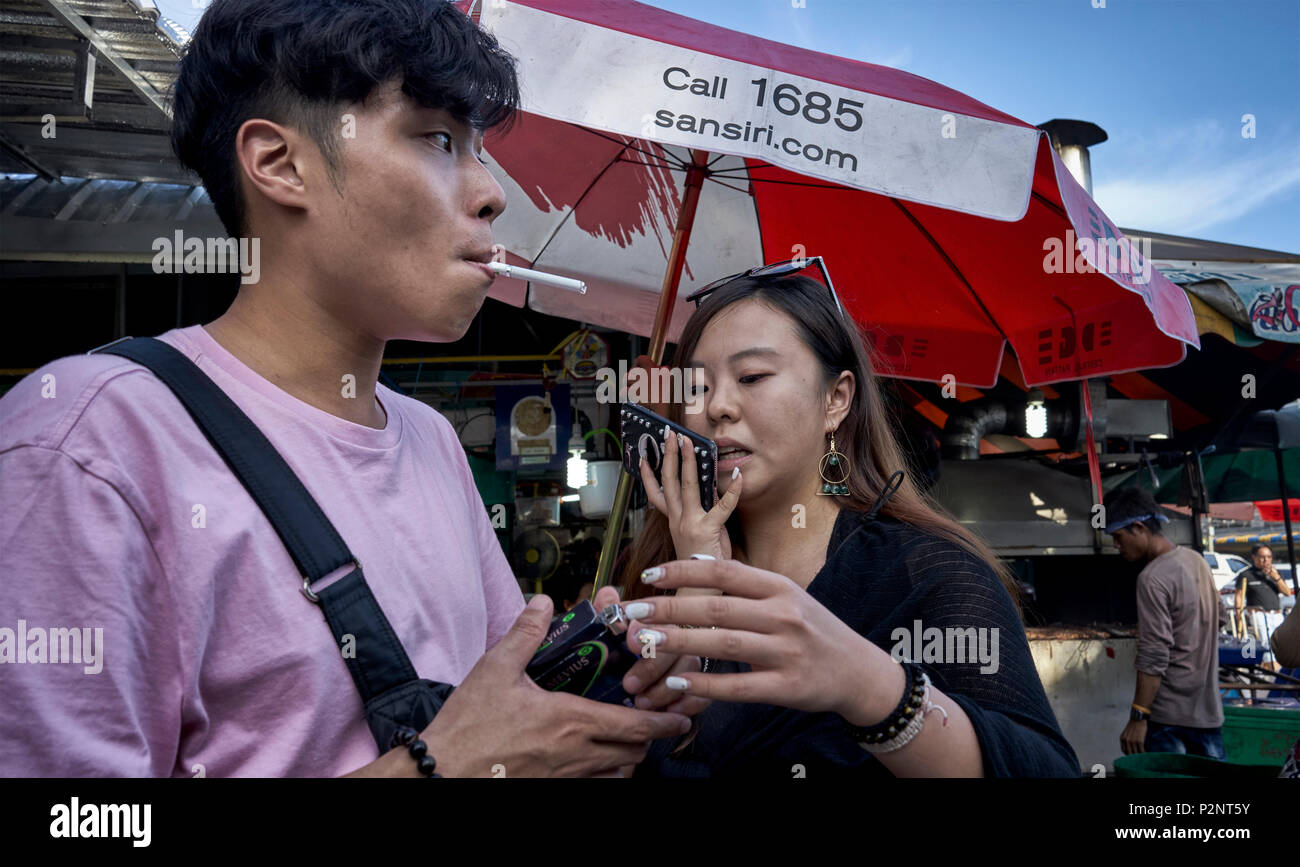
[{"left": 619, "top": 402, "right": 717, "bottom": 512}]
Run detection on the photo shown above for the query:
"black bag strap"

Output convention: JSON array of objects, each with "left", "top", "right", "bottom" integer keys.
[{"left": 95, "top": 336, "right": 421, "bottom": 702}]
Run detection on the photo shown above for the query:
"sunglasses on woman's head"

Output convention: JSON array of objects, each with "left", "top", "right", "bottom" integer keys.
[{"left": 683, "top": 256, "right": 845, "bottom": 316}]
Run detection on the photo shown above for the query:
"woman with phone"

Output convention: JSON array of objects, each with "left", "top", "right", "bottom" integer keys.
[{"left": 614, "top": 261, "right": 1079, "bottom": 777}]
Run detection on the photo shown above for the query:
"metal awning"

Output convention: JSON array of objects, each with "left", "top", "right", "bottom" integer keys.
[
  {"left": 0, "top": 0, "right": 190, "bottom": 184},
  {"left": 1121, "top": 227, "right": 1300, "bottom": 347},
  {"left": 0, "top": 173, "right": 220, "bottom": 260},
  {"left": 1119, "top": 228, "right": 1298, "bottom": 266}
]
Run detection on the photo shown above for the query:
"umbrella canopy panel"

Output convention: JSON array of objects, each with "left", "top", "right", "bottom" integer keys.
[
  {"left": 483, "top": 116, "right": 762, "bottom": 340},
  {"left": 470, "top": 0, "right": 1200, "bottom": 388},
  {"left": 1108, "top": 448, "right": 1300, "bottom": 505},
  {"left": 750, "top": 143, "right": 1192, "bottom": 387}
]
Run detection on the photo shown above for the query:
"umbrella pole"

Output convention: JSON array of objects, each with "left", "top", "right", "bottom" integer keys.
[
  {"left": 593, "top": 149, "right": 712, "bottom": 592},
  {"left": 1275, "top": 447, "right": 1298, "bottom": 594}
]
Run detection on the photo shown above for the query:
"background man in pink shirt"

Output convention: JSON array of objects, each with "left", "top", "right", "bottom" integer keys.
[{"left": 0, "top": 0, "right": 700, "bottom": 777}]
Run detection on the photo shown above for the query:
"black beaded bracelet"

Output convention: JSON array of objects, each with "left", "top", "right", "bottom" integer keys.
[
  {"left": 842, "top": 661, "right": 926, "bottom": 745},
  {"left": 394, "top": 726, "right": 442, "bottom": 778}
]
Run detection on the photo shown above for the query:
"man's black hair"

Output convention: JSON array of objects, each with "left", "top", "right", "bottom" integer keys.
[
  {"left": 1102, "top": 486, "right": 1166, "bottom": 535},
  {"left": 1251, "top": 543, "right": 1273, "bottom": 557},
  {"left": 171, "top": 0, "right": 520, "bottom": 237}
]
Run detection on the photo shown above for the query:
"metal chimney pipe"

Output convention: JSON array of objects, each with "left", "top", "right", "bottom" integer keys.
[
  {"left": 1037, "top": 119, "right": 1108, "bottom": 195},
  {"left": 940, "top": 387, "right": 1088, "bottom": 461},
  {"left": 941, "top": 398, "right": 1013, "bottom": 461}
]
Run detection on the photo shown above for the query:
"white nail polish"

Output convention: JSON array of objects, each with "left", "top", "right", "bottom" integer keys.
[
  {"left": 639, "top": 629, "right": 667, "bottom": 645},
  {"left": 624, "top": 601, "right": 653, "bottom": 620},
  {"left": 690, "top": 553, "right": 715, "bottom": 560},
  {"left": 641, "top": 567, "right": 664, "bottom": 584},
  {"left": 666, "top": 676, "right": 690, "bottom": 690},
  {"left": 731, "top": 467, "right": 739, "bottom": 480}
]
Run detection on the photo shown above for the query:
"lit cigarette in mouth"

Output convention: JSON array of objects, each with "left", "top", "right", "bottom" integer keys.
[{"left": 485, "top": 261, "right": 587, "bottom": 294}]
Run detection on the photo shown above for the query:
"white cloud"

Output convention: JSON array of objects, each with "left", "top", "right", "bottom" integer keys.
[
  {"left": 787, "top": 4, "right": 814, "bottom": 49},
  {"left": 876, "top": 45, "right": 913, "bottom": 70},
  {"left": 1092, "top": 123, "right": 1300, "bottom": 237}
]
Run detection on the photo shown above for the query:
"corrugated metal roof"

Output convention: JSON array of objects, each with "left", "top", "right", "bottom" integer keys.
[
  {"left": 0, "top": 173, "right": 221, "bottom": 260},
  {"left": 0, "top": 172, "right": 223, "bottom": 261},
  {"left": 2, "top": 172, "right": 204, "bottom": 221},
  {"left": 0, "top": 0, "right": 188, "bottom": 183}
]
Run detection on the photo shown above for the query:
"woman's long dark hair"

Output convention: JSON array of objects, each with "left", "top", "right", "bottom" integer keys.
[{"left": 617, "top": 273, "right": 1020, "bottom": 614}]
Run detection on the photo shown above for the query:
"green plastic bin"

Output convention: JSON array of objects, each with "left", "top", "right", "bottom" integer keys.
[
  {"left": 1113, "top": 753, "right": 1280, "bottom": 778},
  {"left": 1221, "top": 703, "right": 1300, "bottom": 767}
]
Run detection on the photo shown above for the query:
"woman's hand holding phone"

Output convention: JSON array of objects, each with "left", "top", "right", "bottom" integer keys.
[{"left": 640, "top": 429, "right": 742, "bottom": 561}]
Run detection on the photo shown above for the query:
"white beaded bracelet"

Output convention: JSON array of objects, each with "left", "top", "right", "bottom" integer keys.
[{"left": 858, "top": 672, "right": 949, "bottom": 754}]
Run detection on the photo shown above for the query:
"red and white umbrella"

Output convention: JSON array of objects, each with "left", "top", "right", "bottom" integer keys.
[{"left": 466, "top": 0, "right": 1199, "bottom": 388}]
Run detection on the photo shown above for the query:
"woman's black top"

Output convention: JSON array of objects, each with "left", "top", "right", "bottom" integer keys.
[{"left": 635, "top": 509, "right": 1081, "bottom": 778}]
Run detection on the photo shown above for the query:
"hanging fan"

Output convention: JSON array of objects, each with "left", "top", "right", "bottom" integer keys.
[{"left": 512, "top": 527, "right": 562, "bottom": 587}]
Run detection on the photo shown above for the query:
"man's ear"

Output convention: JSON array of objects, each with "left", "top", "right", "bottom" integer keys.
[{"left": 234, "top": 118, "right": 315, "bottom": 218}]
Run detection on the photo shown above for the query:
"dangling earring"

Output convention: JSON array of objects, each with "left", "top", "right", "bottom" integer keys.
[{"left": 818, "top": 430, "right": 851, "bottom": 496}]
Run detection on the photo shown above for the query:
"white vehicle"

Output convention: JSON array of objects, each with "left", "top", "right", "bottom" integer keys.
[
  {"left": 1208, "top": 551, "right": 1252, "bottom": 616},
  {"left": 1204, "top": 551, "right": 1250, "bottom": 584}
]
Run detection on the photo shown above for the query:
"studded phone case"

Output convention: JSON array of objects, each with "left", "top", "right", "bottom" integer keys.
[{"left": 618, "top": 402, "right": 717, "bottom": 512}]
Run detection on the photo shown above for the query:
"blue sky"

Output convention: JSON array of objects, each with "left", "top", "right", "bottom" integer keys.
[{"left": 158, "top": 0, "right": 1299, "bottom": 253}]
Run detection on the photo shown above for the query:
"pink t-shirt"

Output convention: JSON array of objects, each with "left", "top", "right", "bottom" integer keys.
[{"left": 0, "top": 325, "right": 524, "bottom": 777}]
